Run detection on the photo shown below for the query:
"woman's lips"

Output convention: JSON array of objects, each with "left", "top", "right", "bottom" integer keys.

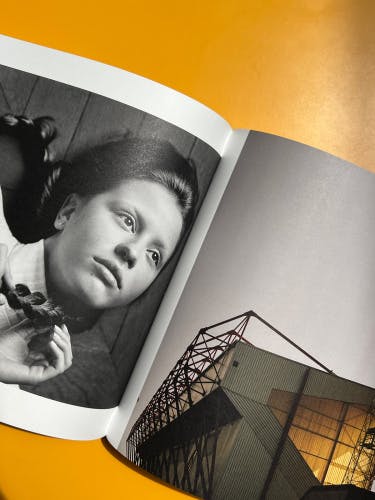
[{"left": 93, "top": 257, "right": 122, "bottom": 289}]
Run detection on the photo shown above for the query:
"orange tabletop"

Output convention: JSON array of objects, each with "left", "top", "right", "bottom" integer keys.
[{"left": 1, "top": 1, "right": 375, "bottom": 499}]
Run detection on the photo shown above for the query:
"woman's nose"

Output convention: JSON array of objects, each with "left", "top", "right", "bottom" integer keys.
[{"left": 115, "top": 243, "right": 138, "bottom": 269}]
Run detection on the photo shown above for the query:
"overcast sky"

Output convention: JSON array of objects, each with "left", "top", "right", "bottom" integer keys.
[{"left": 127, "top": 131, "right": 375, "bottom": 431}]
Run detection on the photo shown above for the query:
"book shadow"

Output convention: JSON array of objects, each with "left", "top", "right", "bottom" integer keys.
[{"left": 101, "top": 437, "right": 198, "bottom": 498}]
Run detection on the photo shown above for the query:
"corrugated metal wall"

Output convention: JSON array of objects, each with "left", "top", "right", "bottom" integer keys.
[
  {"left": 304, "top": 369, "right": 375, "bottom": 404},
  {"left": 213, "top": 343, "right": 374, "bottom": 499},
  {"left": 222, "top": 342, "right": 307, "bottom": 404},
  {"left": 216, "top": 375, "right": 319, "bottom": 499},
  {"left": 224, "top": 390, "right": 283, "bottom": 455},
  {"left": 125, "top": 335, "right": 375, "bottom": 498},
  {"left": 214, "top": 418, "right": 273, "bottom": 500},
  {"left": 274, "top": 436, "right": 320, "bottom": 497}
]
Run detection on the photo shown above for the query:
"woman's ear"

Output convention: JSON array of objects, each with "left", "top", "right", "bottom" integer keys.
[{"left": 53, "top": 194, "right": 80, "bottom": 231}]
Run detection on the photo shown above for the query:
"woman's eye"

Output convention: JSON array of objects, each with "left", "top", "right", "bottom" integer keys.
[
  {"left": 121, "top": 214, "right": 135, "bottom": 233},
  {"left": 149, "top": 250, "right": 160, "bottom": 267}
]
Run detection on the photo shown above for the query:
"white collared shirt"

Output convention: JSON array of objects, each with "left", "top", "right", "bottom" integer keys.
[{"left": 0, "top": 188, "right": 47, "bottom": 331}]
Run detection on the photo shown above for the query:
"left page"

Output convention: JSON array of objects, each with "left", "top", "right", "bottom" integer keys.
[{"left": 0, "top": 35, "right": 231, "bottom": 439}]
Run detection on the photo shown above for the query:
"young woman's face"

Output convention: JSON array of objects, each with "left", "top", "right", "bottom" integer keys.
[{"left": 45, "top": 179, "right": 183, "bottom": 312}]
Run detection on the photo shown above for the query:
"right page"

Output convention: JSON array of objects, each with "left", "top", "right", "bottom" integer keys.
[{"left": 115, "top": 131, "right": 375, "bottom": 499}]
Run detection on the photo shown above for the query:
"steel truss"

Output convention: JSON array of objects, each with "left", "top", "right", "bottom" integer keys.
[
  {"left": 126, "top": 311, "right": 334, "bottom": 499},
  {"left": 343, "top": 400, "right": 375, "bottom": 489},
  {"left": 127, "top": 312, "right": 254, "bottom": 498}
]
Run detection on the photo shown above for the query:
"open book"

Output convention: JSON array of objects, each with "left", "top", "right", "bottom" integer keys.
[{"left": 0, "top": 35, "right": 374, "bottom": 500}]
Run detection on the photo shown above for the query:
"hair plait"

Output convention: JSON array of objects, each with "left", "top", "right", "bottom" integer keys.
[
  {"left": 0, "top": 113, "right": 58, "bottom": 241},
  {"left": 38, "top": 162, "right": 64, "bottom": 217},
  {"left": 1, "top": 281, "right": 66, "bottom": 351},
  {"left": 0, "top": 113, "right": 56, "bottom": 165}
]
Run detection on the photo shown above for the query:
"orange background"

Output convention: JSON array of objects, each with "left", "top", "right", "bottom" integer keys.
[{"left": 0, "top": 1, "right": 374, "bottom": 498}]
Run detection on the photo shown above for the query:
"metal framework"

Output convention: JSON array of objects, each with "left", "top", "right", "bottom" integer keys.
[
  {"left": 127, "top": 313, "right": 252, "bottom": 498},
  {"left": 343, "top": 400, "right": 375, "bottom": 489},
  {"left": 126, "top": 311, "right": 347, "bottom": 499},
  {"left": 127, "top": 313, "right": 255, "bottom": 446}
]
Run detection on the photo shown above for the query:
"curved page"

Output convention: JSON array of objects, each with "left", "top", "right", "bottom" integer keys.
[
  {"left": 0, "top": 36, "right": 230, "bottom": 439},
  {"left": 114, "top": 132, "right": 375, "bottom": 499}
]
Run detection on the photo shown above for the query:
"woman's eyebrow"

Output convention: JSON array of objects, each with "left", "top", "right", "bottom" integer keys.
[
  {"left": 131, "top": 206, "right": 142, "bottom": 228},
  {"left": 138, "top": 210, "right": 167, "bottom": 249},
  {"left": 116, "top": 201, "right": 138, "bottom": 220},
  {"left": 129, "top": 205, "right": 168, "bottom": 250},
  {"left": 154, "top": 240, "right": 166, "bottom": 251}
]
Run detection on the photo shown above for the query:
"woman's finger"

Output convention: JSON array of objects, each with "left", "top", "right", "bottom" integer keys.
[
  {"left": 53, "top": 324, "right": 70, "bottom": 345},
  {"left": 30, "top": 358, "right": 50, "bottom": 369},
  {"left": 52, "top": 331, "right": 73, "bottom": 362},
  {"left": 52, "top": 326, "right": 72, "bottom": 361},
  {"left": 28, "top": 351, "right": 47, "bottom": 362},
  {"left": 61, "top": 324, "right": 69, "bottom": 336},
  {"left": 49, "top": 336, "right": 73, "bottom": 371},
  {"left": 47, "top": 340, "right": 66, "bottom": 373}
]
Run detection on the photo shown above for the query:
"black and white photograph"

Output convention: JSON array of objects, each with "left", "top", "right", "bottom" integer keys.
[
  {"left": 0, "top": 64, "right": 221, "bottom": 409},
  {"left": 117, "top": 132, "right": 375, "bottom": 500}
]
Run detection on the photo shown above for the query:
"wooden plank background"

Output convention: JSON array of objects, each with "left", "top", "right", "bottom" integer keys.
[{"left": 0, "top": 64, "right": 221, "bottom": 408}]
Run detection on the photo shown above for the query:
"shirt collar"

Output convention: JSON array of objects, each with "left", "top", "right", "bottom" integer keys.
[{"left": 8, "top": 240, "right": 47, "bottom": 296}]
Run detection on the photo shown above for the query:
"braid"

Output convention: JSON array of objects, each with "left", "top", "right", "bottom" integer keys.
[
  {"left": 0, "top": 114, "right": 72, "bottom": 345},
  {"left": 1, "top": 281, "right": 66, "bottom": 351},
  {"left": 0, "top": 113, "right": 57, "bottom": 242},
  {"left": 36, "top": 160, "right": 73, "bottom": 238},
  {"left": 0, "top": 114, "right": 56, "bottom": 166},
  {"left": 3, "top": 281, "right": 87, "bottom": 338},
  {"left": 6, "top": 284, "right": 64, "bottom": 328},
  {"left": 38, "top": 163, "right": 63, "bottom": 212},
  {"left": 3, "top": 285, "right": 63, "bottom": 351}
]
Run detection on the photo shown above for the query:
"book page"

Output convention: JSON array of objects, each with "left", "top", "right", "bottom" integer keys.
[
  {"left": 107, "top": 129, "right": 248, "bottom": 444},
  {"left": 0, "top": 36, "right": 231, "bottom": 440},
  {"left": 114, "top": 131, "right": 375, "bottom": 498}
]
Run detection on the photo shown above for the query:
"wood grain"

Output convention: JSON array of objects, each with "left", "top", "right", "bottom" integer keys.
[{"left": 0, "top": 66, "right": 37, "bottom": 115}]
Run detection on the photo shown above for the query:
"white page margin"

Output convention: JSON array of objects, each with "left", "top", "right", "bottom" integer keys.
[
  {"left": 0, "top": 383, "right": 114, "bottom": 440},
  {"left": 0, "top": 35, "right": 231, "bottom": 154}
]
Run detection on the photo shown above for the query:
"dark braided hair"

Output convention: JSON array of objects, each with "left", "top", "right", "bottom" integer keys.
[
  {"left": 0, "top": 114, "right": 65, "bottom": 347},
  {"left": 0, "top": 113, "right": 56, "bottom": 242},
  {"left": 2, "top": 282, "right": 65, "bottom": 351}
]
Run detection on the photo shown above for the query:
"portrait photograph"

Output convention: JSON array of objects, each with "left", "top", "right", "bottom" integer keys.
[{"left": 0, "top": 63, "right": 221, "bottom": 409}]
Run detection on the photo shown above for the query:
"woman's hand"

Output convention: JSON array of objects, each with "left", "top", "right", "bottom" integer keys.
[
  {"left": 0, "top": 243, "right": 73, "bottom": 385},
  {"left": 0, "top": 323, "right": 73, "bottom": 385}
]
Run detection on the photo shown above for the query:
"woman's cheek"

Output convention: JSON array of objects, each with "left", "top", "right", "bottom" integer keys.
[{"left": 139, "top": 268, "right": 159, "bottom": 296}]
